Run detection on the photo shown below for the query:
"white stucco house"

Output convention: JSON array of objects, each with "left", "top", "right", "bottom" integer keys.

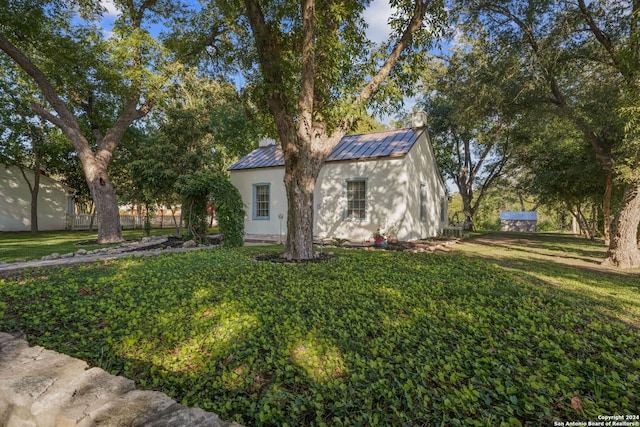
[
  {"left": 228, "top": 115, "right": 448, "bottom": 242},
  {"left": 0, "top": 163, "right": 75, "bottom": 231}
]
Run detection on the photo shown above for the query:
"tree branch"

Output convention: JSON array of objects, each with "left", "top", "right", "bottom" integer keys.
[
  {"left": 0, "top": 34, "right": 83, "bottom": 138},
  {"left": 355, "top": 0, "right": 428, "bottom": 104},
  {"left": 330, "top": 0, "right": 430, "bottom": 143},
  {"left": 30, "top": 103, "right": 64, "bottom": 128},
  {"left": 576, "top": 0, "right": 617, "bottom": 62},
  {"left": 243, "top": 0, "right": 297, "bottom": 152},
  {"left": 297, "top": 0, "right": 316, "bottom": 143}
]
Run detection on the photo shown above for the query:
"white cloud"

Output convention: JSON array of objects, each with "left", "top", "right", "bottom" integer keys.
[
  {"left": 97, "top": 1, "right": 119, "bottom": 39},
  {"left": 100, "top": 0, "right": 120, "bottom": 19},
  {"left": 363, "top": 0, "right": 395, "bottom": 44}
]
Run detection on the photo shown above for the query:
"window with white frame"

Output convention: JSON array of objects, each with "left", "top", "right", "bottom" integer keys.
[
  {"left": 346, "top": 179, "right": 367, "bottom": 220},
  {"left": 420, "top": 183, "right": 428, "bottom": 221},
  {"left": 253, "top": 183, "right": 270, "bottom": 220}
]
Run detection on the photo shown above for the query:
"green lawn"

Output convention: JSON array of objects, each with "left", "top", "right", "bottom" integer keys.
[
  {"left": 0, "top": 229, "right": 176, "bottom": 263},
  {"left": 0, "top": 234, "right": 638, "bottom": 426}
]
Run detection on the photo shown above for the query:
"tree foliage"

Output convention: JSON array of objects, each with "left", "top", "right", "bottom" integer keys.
[
  {"left": 0, "top": 0, "right": 173, "bottom": 243},
  {"left": 454, "top": 0, "right": 640, "bottom": 267},
  {"left": 420, "top": 38, "right": 520, "bottom": 230},
  {"left": 517, "top": 116, "right": 616, "bottom": 238},
  {"left": 120, "top": 69, "right": 258, "bottom": 235}
]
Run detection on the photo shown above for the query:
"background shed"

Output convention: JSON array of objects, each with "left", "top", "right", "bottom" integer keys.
[{"left": 500, "top": 211, "right": 537, "bottom": 232}]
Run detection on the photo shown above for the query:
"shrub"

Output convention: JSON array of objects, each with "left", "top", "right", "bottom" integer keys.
[
  {"left": 178, "top": 172, "right": 245, "bottom": 247},
  {"left": 537, "top": 219, "right": 557, "bottom": 232}
]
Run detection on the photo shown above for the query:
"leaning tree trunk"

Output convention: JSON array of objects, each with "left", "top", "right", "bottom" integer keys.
[
  {"left": 0, "top": 33, "right": 142, "bottom": 246},
  {"left": 604, "top": 184, "right": 640, "bottom": 268}
]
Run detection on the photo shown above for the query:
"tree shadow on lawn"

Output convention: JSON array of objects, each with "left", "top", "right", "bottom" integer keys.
[
  {"left": 455, "top": 233, "right": 640, "bottom": 328},
  {"left": 79, "top": 250, "right": 638, "bottom": 424},
  {"left": 461, "top": 232, "right": 611, "bottom": 266}
]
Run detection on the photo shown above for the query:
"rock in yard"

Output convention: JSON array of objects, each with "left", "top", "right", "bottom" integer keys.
[
  {"left": 182, "top": 240, "right": 197, "bottom": 248},
  {"left": 75, "top": 249, "right": 88, "bottom": 256}
]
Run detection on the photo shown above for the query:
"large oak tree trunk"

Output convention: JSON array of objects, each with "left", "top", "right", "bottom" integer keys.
[
  {"left": 282, "top": 147, "right": 324, "bottom": 260},
  {"left": 85, "top": 163, "right": 122, "bottom": 243},
  {"left": 283, "top": 170, "right": 316, "bottom": 260},
  {"left": 461, "top": 193, "right": 475, "bottom": 231},
  {"left": 604, "top": 184, "right": 640, "bottom": 268}
]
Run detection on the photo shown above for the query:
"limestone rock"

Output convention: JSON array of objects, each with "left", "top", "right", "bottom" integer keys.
[
  {"left": 0, "top": 327, "right": 243, "bottom": 427},
  {"left": 182, "top": 239, "right": 197, "bottom": 248},
  {"left": 146, "top": 405, "right": 234, "bottom": 427}
]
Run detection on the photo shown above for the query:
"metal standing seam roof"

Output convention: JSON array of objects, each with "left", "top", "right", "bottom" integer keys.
[
  {"left": 227, "top": 127, "right": 424, "bottom": 171},
  {"left": 500, "top": 211, "right": 538, "bottom": 221}
]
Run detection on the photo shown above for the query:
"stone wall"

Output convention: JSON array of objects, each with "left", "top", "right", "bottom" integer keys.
[
  {"left": 500, "top": 220, "right": 537, "bottom": 232},
  {"left": 0, "top": 332, "right": 241, "bottom": 427}
]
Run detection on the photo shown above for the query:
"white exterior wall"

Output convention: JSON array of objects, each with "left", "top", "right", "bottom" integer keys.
[
  {"left": 403, "top": 132, "right": 448, "bottom": 240},
  {"left": 229, "top": 167, "right": 288, "bottom": 237},
  {"left": 0, "top": 164, "right": 72, "bottom": 231},
  {"left": 314, "top": 133, "right": 447, "bottom": 242},
  {"left": 314, "top": 157, "right": 409, "bottom": 241}
]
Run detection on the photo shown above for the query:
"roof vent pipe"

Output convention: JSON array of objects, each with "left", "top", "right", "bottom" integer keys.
[{"left": 258, "top": 138, "right": 276, "bottom": 147}]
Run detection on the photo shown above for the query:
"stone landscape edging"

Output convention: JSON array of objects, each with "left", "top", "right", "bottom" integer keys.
[
  {"left": 0, "top": 236, "right": 217, "bottom": 277},
  {"left": 0, "top": 332, "right": 242, "bottom": 427}
]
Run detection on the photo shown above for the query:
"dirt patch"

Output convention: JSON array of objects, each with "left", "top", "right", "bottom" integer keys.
[
  {"left": 254, "top": 253, "right": 334, "bottom": 263},
  {"left": 385, "top": 238, "right": 460, "bottom": 253}
]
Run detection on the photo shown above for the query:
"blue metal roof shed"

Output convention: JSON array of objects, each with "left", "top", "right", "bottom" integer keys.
[{"left": 500, "top": 211, "right": 538, "bottom": 221}]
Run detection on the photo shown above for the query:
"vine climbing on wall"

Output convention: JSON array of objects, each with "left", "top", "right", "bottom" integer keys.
[{"left": 177, "top": 171, "right": 245, "bottom": 247}]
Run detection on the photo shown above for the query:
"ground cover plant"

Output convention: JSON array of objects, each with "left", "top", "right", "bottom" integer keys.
[{"left": 0, "top": 235, "right": 639, "bottom": 426}]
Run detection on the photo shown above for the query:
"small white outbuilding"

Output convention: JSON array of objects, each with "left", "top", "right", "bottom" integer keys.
[
  {"left": 500, "top": 211, "right": 538, "bottom": 232},
  {"left": 0, "top": 163, "right": 75, "bottom": 232},
  {"left": 228, "top": 116, "right": 448, "bottom": 243}
]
